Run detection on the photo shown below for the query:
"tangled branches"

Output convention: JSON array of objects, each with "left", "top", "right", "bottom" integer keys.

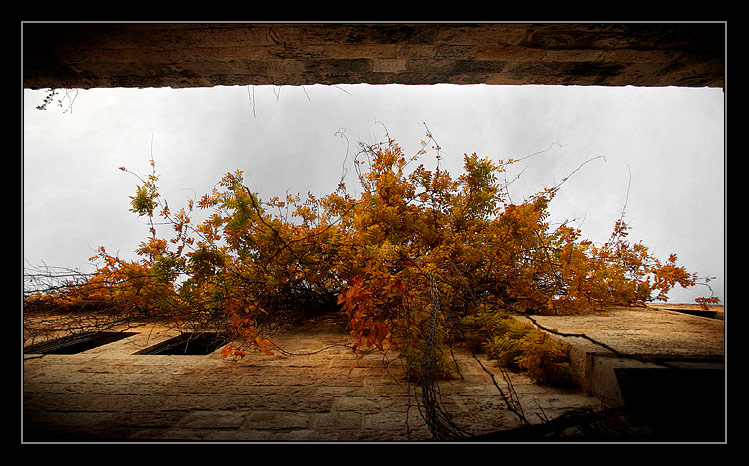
[
  {"left": 413, "top": 277, "right": 472, "bottom": 440},
  {"left": 35, "top": 88, "right": 78, "bottom": 113}
]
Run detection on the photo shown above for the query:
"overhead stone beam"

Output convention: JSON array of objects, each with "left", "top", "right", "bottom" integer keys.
[{"left": 22, "top": 23, "right": 725, "bottom": 89}]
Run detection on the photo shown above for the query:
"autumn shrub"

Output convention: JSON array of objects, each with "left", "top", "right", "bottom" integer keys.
[{"left": 24, "top": 132, "right": 712, "bottom": 381}]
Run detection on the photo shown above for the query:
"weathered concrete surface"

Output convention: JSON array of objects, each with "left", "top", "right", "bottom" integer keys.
[
  {"left": 22, "top": 23, "right": 725, "bottom": 90},
  {"left": 23, "top": 312, "right": 600, "bottom": 442}
]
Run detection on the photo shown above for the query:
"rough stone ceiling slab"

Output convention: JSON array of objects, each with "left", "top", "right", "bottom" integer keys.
[{"left": 23, "top": 23, "right": 725, "bottom": 90}]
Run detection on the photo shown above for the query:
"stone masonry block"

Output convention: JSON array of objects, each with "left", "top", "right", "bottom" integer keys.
[
  {"left": 309, "top": 411, "right": 364, "bottom": 431},
  {"left": 327, "top": 44, "right": 398, "bottom": 59},
  {"left": 332, "top": 396, "right": 382, "bottom": 413},
  {"left": 372, "top": 59, "right": 408, "bottom": 73},
  {"left": 178, "top": 410, "right": 247, "bottom": 429},
  {"left": 243, "top": 410, "right": 310, "bottom": 431}
]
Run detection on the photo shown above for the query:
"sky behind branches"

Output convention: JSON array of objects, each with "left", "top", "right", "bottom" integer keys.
[{"left": 23, "top": 84, "right": 725, "bottom": 304}]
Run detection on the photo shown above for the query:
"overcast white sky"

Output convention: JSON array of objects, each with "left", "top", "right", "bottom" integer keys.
[{"left": 23, "top": 84, "right": 724, "bottom": 304}]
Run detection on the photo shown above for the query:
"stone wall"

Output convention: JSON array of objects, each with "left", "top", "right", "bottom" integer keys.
[{"left": 23, "top": 23, "right": 725, "bottom": 90}]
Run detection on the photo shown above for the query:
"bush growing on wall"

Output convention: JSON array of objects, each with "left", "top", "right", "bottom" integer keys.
[{"left": 24, "top": 133, "right": 712, "bottom": 384}]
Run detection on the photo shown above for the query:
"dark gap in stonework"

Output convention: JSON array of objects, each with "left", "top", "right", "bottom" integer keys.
[
  {"left": 23, "top": 331, "right": 138, "bottom": 355},
  {"left": 666, "top": 307, "right": 722, "bottom": 320},
  {"left": 134, "top": 332, "right": 226, "bottom": 355}
]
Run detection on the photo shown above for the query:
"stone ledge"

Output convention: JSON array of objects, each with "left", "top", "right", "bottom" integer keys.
[{"left": 518, "top": 306, "right": 725, "bottom": 439}]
